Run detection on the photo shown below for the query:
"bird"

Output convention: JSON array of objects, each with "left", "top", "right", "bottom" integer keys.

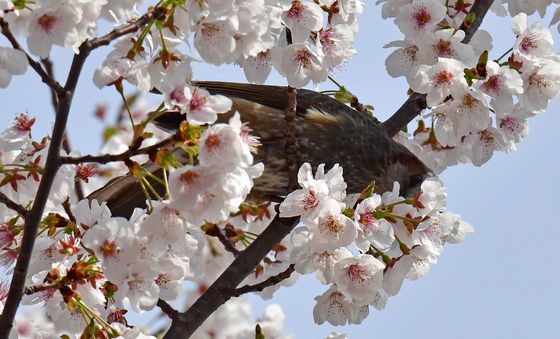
[{"left": 87, "top": 81, "right": 432, "bottom": 218}]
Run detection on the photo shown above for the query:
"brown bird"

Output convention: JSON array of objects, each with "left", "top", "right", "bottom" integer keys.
[{"left": 88, "top": 81, "right": 432, "bottom": 217}]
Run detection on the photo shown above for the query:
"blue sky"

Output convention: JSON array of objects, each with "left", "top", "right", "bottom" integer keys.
[{"left": 1, "top": 3, "right": 559, "bottom": 338}]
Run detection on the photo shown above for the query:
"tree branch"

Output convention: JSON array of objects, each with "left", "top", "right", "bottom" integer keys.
[
  {"left": 231, "top": 264, "right": 295, "bottom": 297},
  {"left": 157, "top": 299, "right": 179, "bottom": 319},
  {"left": 0, "top": 18, "right": 64, "bottom": 95},
  {"left": 163, "top": 216, "right": 299, "bottom": 338},
  {"left": 0, "top": 192, "right": 28, "bottom": 218},
  {"left": 381, "top": 0, "right": 496, "bottom": 137},
  {"left": 24, "top": 283, "right": 56, "bottom": 295},
  {"left": 0, "top": 39, "right": 92, "bottom": 336},
  {"left": 41, "top": 58, "right": 85, "bottom": 201},
  {"left": 214, "top": 227, "right": 241, "bottom": 257},
  {"left": 59, "top": 135, "right": 177, "bottom": 165},
  {"left": 89, "top": 7, "right": 166, "bottom": 50}
]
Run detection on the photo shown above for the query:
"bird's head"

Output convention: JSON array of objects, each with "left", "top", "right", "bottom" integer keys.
[{"left": 372, "top": 144, "right": 434, "bottom": 198}]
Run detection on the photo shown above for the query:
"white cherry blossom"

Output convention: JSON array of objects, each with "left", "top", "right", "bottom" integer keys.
[
  {"left": 281, "top": 0, "right": 323, "bottom": 43},
  {"left": 274, "top": 43, "right": 328, "bottom": 88},
  {"left": 512, "top": 13, "right": 555, "bottom": 59},
  {"left": 408, "top": 57, "right": 468, "bottom": 107},
  {"left": 334, "top": 254, "right": 385, "bottom": 305},
  {"left": 475, "top": 61, "right": 524, "bottom": 116},
  {"left": 396, "top": 0, "right": 446, "bottom": 38},
  {"left": 0, "top": 47, "right": 28, "bottom": 88},
  {"left": 313, "top": 285, "right": 369, "bottom": 325}
]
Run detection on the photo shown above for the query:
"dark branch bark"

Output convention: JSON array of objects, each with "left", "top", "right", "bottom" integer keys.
[
  {"left": 41, "top": 58, "right": 85, "bottom": 201},
  {"left": 89, "top": 7, "right": 166, "bottom": 50},
  {"left": 157, "top": 299, "right": 180, "bottom": 319},
  {"left": 24, "top": 283, "right": 56, "bottom": 295},
  {"left": 382, "top": 0, "right": 496, "bottom": 137},
  {"left": 0, "top": 40, "right": 92, "bottom": 337},
  {"left": 214, "top": 228, "right": 241, "bottom": 257},
  {"left": 163, "top": 216, "right": 299, "bottom": 338},
  {"left": 0, "top": 192, "right": 28, "bottom": 218},
  {"left": 59, "top": 136, "right": 177, "bottom": 165},
  {"left": 231, "top": 264, "right": 295, "bottom": 297},
  {"left": 0, "top": 19, "right": 63, "bottom": 95}
]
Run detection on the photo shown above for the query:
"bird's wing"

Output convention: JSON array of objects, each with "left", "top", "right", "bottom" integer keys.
[{"left": 192, "top": 81, "right": 378, "bottom": 125}]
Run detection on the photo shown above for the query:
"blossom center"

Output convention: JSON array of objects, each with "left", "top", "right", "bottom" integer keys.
[
  {"left": 528, "top": 73, "right": 549, "bottom": 89},
  {"left": 189, "top": 90, "right": 207, "bottom": 111},
  {"left": 294, "top": 48, "right": 313, "bottom": 68},
  {"left": 347, "top": 263, "right": 367, "bottom": 282},
  {"left": 433, "top": 69, "right": 454, "bottom": 86},
  {"left": 101, "top": 239, "right": 119, "bottom": 258},
  {"left": 287, "top": 1, "right": 304, "bottom": 19},
  {"left": 170, "top": 86, "right": 185, "bottom": 103},
  {"left": 14, "top": 113, "right": 34, "bottom": 132},
  {"left": 482, "top": 74, "right": 502, "bottom": 94},
  {"left": 204, "top": 133, "right": 221, "bottom": 150},
  {"left": 303, "top": 190, "right": 319, "bottom": 211},
  {"left": 37, "top": 14, "right": 57, "bottom": 33},
  {"left": 322, "top": 215, "right": 343, "bottom": 235},
  {"left": 520, "top": 33, "right": 538, "bottom": 53},
  {"left": 434, "top": 39, "right": 454, "bottom": 57},
  {"left": 180, "top": 170, "right": 200, "bottom": 185},
  {"left": 412, "top": 6, "right": 431, "bottom": 29},
  {"left": 359, "top": 213, "right": 379, "bottom": 231}
]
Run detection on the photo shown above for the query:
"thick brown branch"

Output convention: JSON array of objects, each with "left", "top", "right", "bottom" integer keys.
[
  {"left": 382, "top": 0, "right": 496, "bottom": 137},
  {"left": 163, "top": 216, "right": 300, "bottom": 338},
  {"left": 157, "top": 299, "right": 179, "bottom": 319},
  {"left": 0, "top": 40, "right": 92, "bottom": 336},
  {"left": 0, "top": 18, "right": 64, "bottom": 95},
  {"left": 0, "top": 192, "right": 28, "bottom": 218},
  {"left": 89, "top": 7, "right": 166, "bottom": 50},
  {"left": 59, "top": 136, "right": 177, "bottom": 165},
  {"left": 231, "top": 264, "right": 295, "bottom": 297}
]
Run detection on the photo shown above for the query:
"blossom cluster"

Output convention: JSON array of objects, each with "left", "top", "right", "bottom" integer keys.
[
  {"left": 1, "top": 0, "right": 560, "bottom": 337},
  {"left": 0, "top": 0, "right": 359, "bottom": 90},
  {"left": 0, "top": 106, "right": 291, "bottom": 337},
  {"left": 381, "top": 0, "right": 560, "bottom": 173},
  {"left": 279, "top": 163, "right": 473, "bottom": 326}
]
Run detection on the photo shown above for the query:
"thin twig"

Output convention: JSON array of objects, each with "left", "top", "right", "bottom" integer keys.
[
  {"left": 0, "top": 18, "right": 63, "bottom": 95},
  {"left": 41, "top": 58, "right": 60, "bottom": 111},
  {"left": 0, "top": 192, "right": 28, "bottom": 218},
  {"left": 41, "top": 58, "right": 85, "bottom": 201},
  {"left": 89, "top": 7, "right": 166, "bottom": 50},
  {"left": 231, "top": 264, "right": 295, "bottom": 297},
  {"left": 0, "top": 39, "right": 92, "bottom": 336},
  {"left": 24, "top": 283, "right": 56, "bottom": 295},
  {"left": 59, "top": 136, "right": 177, "bottom": 165},
  {"left": 215, "top": 228, "right": 241, "bottom": 257},
  {"left": 381, "top": 0, "right": 496, "bottom": 137}
]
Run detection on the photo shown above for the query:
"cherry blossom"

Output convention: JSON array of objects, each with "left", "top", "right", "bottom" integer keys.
[
  {"left": 334, "top": 254, "right": 385, "bottom": 305},
  {"left": 281, "top": 0, "right": 323, "bottom": 43},
  {"left": 396, "top": 0, "right": 447, "bottom": 38},
  {"left": 408, "top": 57, "right": 468, "bottom": 107},
  {"left": 313, "top": 285, "right": 369, "bottom": 325},
  {"left": 0, "top": 47, "right": 28, "bottom": 88},
  {"left": 274, "top": 43, "right": 328, "bottom": 88},
  {"left": 2, "top": 0, "right": 560, "bottom": 335}
]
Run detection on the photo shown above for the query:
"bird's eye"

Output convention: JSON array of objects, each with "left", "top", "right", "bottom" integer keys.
[{"left": 409, "top": 174, "right": 424, "bottom": 188}]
